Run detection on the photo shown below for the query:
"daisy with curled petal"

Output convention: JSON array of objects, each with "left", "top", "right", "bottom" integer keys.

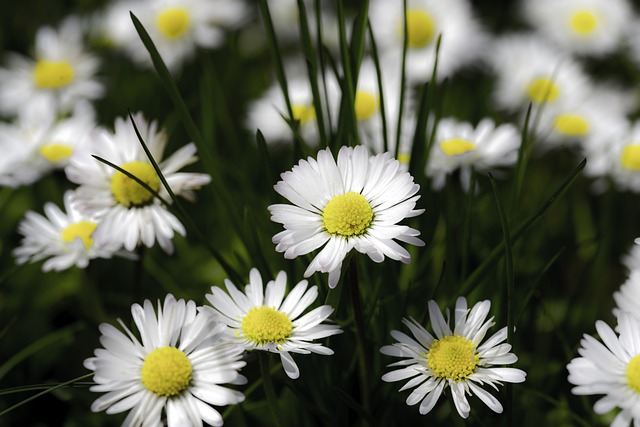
[
  {"left": 206, "top": 268, "right": 343, "bottom": 379},
  {"left": 567, "top": 311, "right": 640, "bottom": 427},
  {"left": 426, "top": 117, "right": 521, "bottom": 191},
  {"left": 65, "top": 112, "right": 211, "bottom": 254},
  {"left": 268, "top": 145, "right": 425, "bottom": 288},
  {"left": 13, "top": 190, "right": 123, "bottom": 272},
  {"left": 0, "top": 16, "right": 103, "bottom": 118},
  {"left": 84, "top": 294, "right": 246, "bottom": 427},
  {"left": 381, "top": 297, "right": 526, "bottom": 418}
]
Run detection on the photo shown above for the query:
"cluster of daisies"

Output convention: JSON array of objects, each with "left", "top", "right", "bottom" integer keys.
[{"left": 5, "top": 0, "right": 640, "bottom": 425}]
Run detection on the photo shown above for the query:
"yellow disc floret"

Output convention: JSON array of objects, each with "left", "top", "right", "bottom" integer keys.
[
  {"left": 323, "top": 192, "right": 374, "bottom": 237},
  {"left": 427, "top": 335, "right": 479, "bottom": 382},
  {"left": 291, "top": 104, "right": 316, "bottom": 125},
  {"left": 439, "top": 138, "right": 476, "bottom": 156},
  {"left": 553, "top": 114, "right": 590, "bottom": 136},
  {"left": 527, "top": 78, "right": 560, "bottom": 103},
  {"left": 39, "top": 144, "right": 73, "bottom": 163},
  {"left": 157, "top": 8, "right": 190, "bottom": 39},
  {"left": 61, "top": 221, "right": 97, "bottom": 249},
  {"left": 570, "top": 11, "right": 597, "bottom": 35},
  {"left": 241, "top": 306, "right": 293, "bottom": 345},
  {"left": 33, "top": 60, "right": 75, "bottom": 89},
  {"left": 354, "top": 91, "right": 377, "bottom": 120},
  {"left": 110, "top": 161, "right": 160, "bottom": 208},
  {"left": 405, "top": 10, "right": 435, "bottom": 48},
  {"left": 627, "top": 354, "right": 640, "bottom": 393},
  {"left": 141, "top": 347, "right": 192, "bottom": 397},
  {"left": 621, "top": 145, "right": 640, "bottom": 170}
]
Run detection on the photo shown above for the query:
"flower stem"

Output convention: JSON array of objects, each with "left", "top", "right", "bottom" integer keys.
[
  {"left": 259, "top": 352, "right": 282, "bottom": 427},
  {"left": 347, "top": 255, "right": 371, "bottom": 425}
]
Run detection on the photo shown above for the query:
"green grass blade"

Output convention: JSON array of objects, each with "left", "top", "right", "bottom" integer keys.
[
  {"left": 348, "top": 0, "right": 370, "bottom": 81},
  {"left": 460, "top": 158, "right": 586, "bottom": 294},
  {"left": 336, "top": 0, "right": 359, "bottom": 147},
  {"left": 297, "top": 0, "right": 327, "bottom": 148},
  {"left": 510, "top": 103, "right": 533, "bottom": 219},
  {"left": 367, "top": 23, "right": 389, "bottom": 153},
  {"left": 395, "top": 0, "right": 409, "bottom": 156}
]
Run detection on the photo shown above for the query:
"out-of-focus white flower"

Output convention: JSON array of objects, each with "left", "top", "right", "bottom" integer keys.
[
  {"left": 487, "top": 34, "right": 591, "bottom": 112},
  {"left": 521, "top": 0, "right": 632, "bottom": 57},
  {"left": 0, "top": 17, "right": 103, "bottom": 118},
  {"left": 369, "top": 0, "right": 486, "bottom": 82},
  {"left": 426, "top": 118, "right": 521, "bottom": 190}
]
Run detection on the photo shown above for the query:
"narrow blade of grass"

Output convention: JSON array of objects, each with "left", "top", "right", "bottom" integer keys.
[{"left": 367, "top": 23, "right": 389, "bottom": 153}]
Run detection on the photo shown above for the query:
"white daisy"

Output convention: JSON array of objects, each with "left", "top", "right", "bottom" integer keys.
[
  {"left": 13, "top": 190, "right": 123, "bottom": 272},
  {"left": 268, "top": 145, "right": 425, "bottom": 288},
  {"left": 0, "top": 16, "right": 103, "bottom": 118},
  {"left": 245, "top": 69, "right": 340, "bottom": 146},
  {"left": 369, "top": 0, "right": 486, "bottom": 81},
  {"left": 521, "top": 0, "right": 632, "bottom": 57},
  {"left": 205, "top": 268, "right": 342, "bottom": 379},
  {"left": 84, "top": 294, "right": 246, "bottom": 427},
  {"left": 621, "top": 238, "right": 640, "bottom": 274},
  {"left": 581, "top": 120, "right": 640, "bottom": 193},
  {"left": 426, "top": 117, "right": 521, "bottom": 191},
  {"left": 487, "top": 34, "right": 591, "bottom": 112},
  {"left": 381, "top": 297, "right": 526, "bottom": 418},
  {"left": 567, "top": 311, "right": 640, "bottom": 426},
  {"left": 65, "top": 112, "right": 211, "bottom": 254},
  {"left": 123, "top": 0, "right": 248, "bottom": 72},
  {"left": 613, "top": 271, "right": 640, "bottom": 320}
]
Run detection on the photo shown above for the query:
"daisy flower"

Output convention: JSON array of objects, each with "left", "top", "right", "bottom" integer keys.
[
  {"left": 613, "top": 268, "right": 640, "bottom": 319},
  {"left": 206, "top": 268, "right": 342, "bottom": 379},
  {"left": 487, "top": 34, "right": 591, "bottom": 112},
  {"left": 567, "top": 311, "right": 640, "bottom": 426},
  {"left": 426, "top": 117, "right": 521, "bottom": 191},
  {"left": 123, "top": 0, "right": 248, "bottom": 72},
  {"left": 0, "top": 102, "right": 96, "bottom": 188},
  {"left": 245, "top": 69, "right": 339, "bottom": 146},
  {"left": 84, "top": 294, "right": 246, "bottom": 427},
  {"left": 65, "top": 112, "right": 211, "bottom": 254},
  {"left": 381, "top": 297, "right": 526, "bottom": 418},
  {"left": 621, "top": 238, "right": 640, "bottom": 275},
  {"left": 268, "top": 145, "right": 425, "bottom": 288},
  {"left": 13, "top": 191, "right": 122, "bottom": 272},
  {"left": 369, "top": 0, "right": 486, "bottom": 81},
  {"left": 521, "top": 0, "right": 632, "bottom": 57},
  {"left": 0, "top": 16, "right": 103, "bottom": 118}
]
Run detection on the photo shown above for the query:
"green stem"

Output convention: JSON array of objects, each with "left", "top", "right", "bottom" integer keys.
[
  {"left": 0, "top": 373, "right": 93, "bottom": 416},
  {"left": 259, "top": 352, "right": 282, "bottom": 427},
  {"left": 347, "top": 256, "right": 371, "bottom": 425}
]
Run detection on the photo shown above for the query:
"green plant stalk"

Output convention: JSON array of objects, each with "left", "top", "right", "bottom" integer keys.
[
  {"left": 347, "top": 0, "right": 370, "bottom": 81},
  {"left": 460, "top": 158, "right": 586, "bottom": 295},
  {"left": 297, "top": 0, "right": 327, "bottom": 148},
  {"left": 395, "top": 0, "right": 409, "bottom": 157},
  {"left": 0, "top": 373, "right": 93, "bottom": 416},
  {"left": 336, "top": 0, "right": 359, "bottom": 147},
  {"left": 259, "top": 352, "right": 282, "bottom": 427},
  {"left": 347, "top": 256, "right": 371, "bottom": 425},
  {"left": 460, "top": 169, "right": 477, "bottom": 280},
  {"left": 488, "top": 173, "right": 514, "bottom": 427},
  {"left": 367, "top": 23, "right": 389, "bottom": 153}
]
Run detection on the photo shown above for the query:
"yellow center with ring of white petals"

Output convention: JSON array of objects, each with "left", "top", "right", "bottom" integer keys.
[
  {"left": 427, "top": 335, "right": 479, "bottom": 382},
  {"left": 110, "top": 161, "right": 160, "bottom": 208},
  {"left": 527, "top": 78, "right": 560, "bottom": 103},
  {"left": 323, "top": 192, "right": 374, "bottom": 237},
  {"left": 61, "top": 221, "right": 97, "bottom": 248},
  {"left": 141, "top": 347, "right": 192, "bottom": 397},
  {"left": 157, "top": 8, "right": 190, "bottom": 39},
  {"left": 241, "top": 306, "right": 293, "bottom": 345},
  {"left": 33, "top": 61, "right": 75, "bottom": 89}
]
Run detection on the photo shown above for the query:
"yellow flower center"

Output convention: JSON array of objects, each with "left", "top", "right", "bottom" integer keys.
[
  {"left": 404, "top": 10, "right": 435, "bottom": 48},
  {"left": 156, "top": 8, "right": 191, "bottom": 39},
  {"left": 354, "top": 91, "right": 377, "bottom": 120},
  {"left": 621, "top": 145, "right": 640, "bottom": 171},
  {"left": 39, "top": 144, "right": 73, "bottom": 163},
  {"left": 553, "top": 114, "right": 589, "bottom": 136},
  {"left": 323, "top": 192, "right": 374, "bottom": 237},
  {"left": 33, "top": 60, "right": 75, "bottom": 89},
  {"left": 439, "top": 138, "right": 476, "bottom": 156},
  {"left": 569, "top": 11, "right": 597, "bottom": 35},
  {"left": 291, "top": 104, "right": 316, "bottom": 125},
  {"left": 141, "top": 347, "right": 192, "bottom": 397},
  {"left": 61, "top": 221, "right": 97, "bottom": 249},
  {"left": 110, "top": 161, "right": 160, "bottom": 208},
  {"left": 398, "top": 153, "right": 411, "bottom": 165},
  {"left": 427, "top": 335, "right": 479, "bottom": 382},
  {"left": 527, "top": 78, "right": 560, "bottom": 103},
  {"left": 627, "top": 354, "right": 640, "bottom": 393},
  {"left": 241, "top": 306, "right": 293, "bottom": 345}
]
